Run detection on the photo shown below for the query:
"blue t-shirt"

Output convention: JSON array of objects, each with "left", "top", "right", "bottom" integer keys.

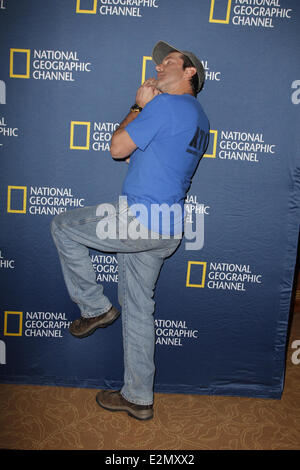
[{"left": 122, "top": 93, "right": 210, "bottom": 235}]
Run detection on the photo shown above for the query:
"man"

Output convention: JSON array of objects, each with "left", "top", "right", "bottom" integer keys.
[{"left": 51, "top": 41, "right": 209, "bottom": 421}]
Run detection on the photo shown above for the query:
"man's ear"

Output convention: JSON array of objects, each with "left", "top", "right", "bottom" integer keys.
[{"left": 184, "top": 66, "right": 197, "bottom": 79}]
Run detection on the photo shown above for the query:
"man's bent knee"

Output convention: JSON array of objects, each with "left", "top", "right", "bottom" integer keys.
[{"left": 50, "top": 211, "right": 69, "bottom": 236}]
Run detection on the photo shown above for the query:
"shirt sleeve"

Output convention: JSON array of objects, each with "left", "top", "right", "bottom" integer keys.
[{"left": 125, "top": 94, "right": 171, "bottom": 151}]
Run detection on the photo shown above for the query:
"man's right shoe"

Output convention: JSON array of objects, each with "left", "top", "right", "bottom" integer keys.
[
  {"left": 96, "top": 390, "right": 154, "bottom": 421},
  {"left": 69, "top": 306, "right": 120, "bottom": 339}
]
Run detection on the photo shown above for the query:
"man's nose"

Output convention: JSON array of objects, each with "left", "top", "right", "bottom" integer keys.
[{"left": 156, "top": 63, "right": 163, "bottom": 72}]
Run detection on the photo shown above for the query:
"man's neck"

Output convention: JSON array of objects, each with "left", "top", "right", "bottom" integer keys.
[{"left": 160, "top": 82, "right": 194, "bottom": 96}]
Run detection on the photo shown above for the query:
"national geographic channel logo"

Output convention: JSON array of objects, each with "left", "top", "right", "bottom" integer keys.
[
  {"left": 6, "top": 186, "right": 85, "bottom": 215},
  {"left": 0, "top": 113, "right": 19, "bottom": 151},
  {"left": 91, "top": 254, "right": 119, "bottom": 283},
  {"left": 186, "top": 261, "right": 262, "bottom": 291},
  {"left": 155, "top": 319, "right": 199, "bottom": 347},
  {"left": 204, "top": 128, "right": 277, "bottom": 163},
  {"left": 69, "top": 121, "right": 119, "bottom": 151},
  {"left": 2, "top": 310, "right": 71, "bottom": 338},
  {"left": 209, "top": 0, "right": 293, "bottom": 29},
  {"left": 0, "top": 116, "right": 19, "bottom": 149},
  {"left": 185, "top": 194, "right": 210, "bottom": 225},
  {"left": 9, "top": 48, "right": 91, "bottom": 82},
  {"left": 0, "top": 250, "right": 15, "bottom": 269},
  {"left": 75, "top": 0, "right": 159, "bottom": 18}
]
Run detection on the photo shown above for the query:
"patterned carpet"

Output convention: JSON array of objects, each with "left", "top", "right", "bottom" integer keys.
[{"left": 1, "top": 296, "right": 299, "bottom": 450}]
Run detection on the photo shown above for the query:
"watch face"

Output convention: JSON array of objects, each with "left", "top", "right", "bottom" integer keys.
[{"left": 131, "top": 104, "right": 142, "bottom": 112}]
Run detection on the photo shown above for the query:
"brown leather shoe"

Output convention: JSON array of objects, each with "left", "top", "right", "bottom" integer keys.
[
  {"left": 69, "top": 306, "right": 120, "bottom": 338},
  {"left": 96, "top": 390, "right": 154, "bottom": 421}
]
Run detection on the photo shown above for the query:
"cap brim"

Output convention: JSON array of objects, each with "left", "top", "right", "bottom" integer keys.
[{"left": 152, "top": 41, "right": 182, "bottom": 65}]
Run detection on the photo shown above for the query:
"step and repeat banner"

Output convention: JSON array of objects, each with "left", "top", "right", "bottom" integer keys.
[{"left": 1, "top": 0, "right": 299, "bottom": 399}]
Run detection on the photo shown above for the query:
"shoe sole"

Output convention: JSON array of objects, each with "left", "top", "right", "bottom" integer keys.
[
  {"left": 69, "top": 310, "right": 120, "bottom": 339},
  {"left": 95, "top": 394, "right": 153, "bottom": 421}
]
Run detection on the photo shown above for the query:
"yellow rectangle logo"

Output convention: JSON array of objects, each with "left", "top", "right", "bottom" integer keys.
[
  {"left": 10, "top": 49, "right": 31, "bottom": 78},
  {"left": 209, "top": 0, "right": 232, "bottom": 24},
  {"left": 76, "top": 0, "right": 97, "bottom": 14},
  {"left": 70, "top": 121, "right": 91, "bottom": 150},
  {"left": 204, "top": 130, "right": 218, "bottom": 158},
  {"left": 4, "top": 311, "right": 23, "bottom": 336},
  {"left": 141, "top": 56, "right": 153, "bottom": 84},
  {"left": 186, "top": 261, "right": 207, "bottom": 288},
  {"left": 7, "top": 186, "right": 27, "bottom": 213}
]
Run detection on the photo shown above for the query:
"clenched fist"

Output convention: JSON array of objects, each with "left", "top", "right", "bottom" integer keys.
[{"left": 136, "top": 77, "right": 161, "bottom": 108}]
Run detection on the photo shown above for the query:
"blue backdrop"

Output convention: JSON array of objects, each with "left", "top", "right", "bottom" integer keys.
[{"left": 1, "top": 0, "right": 299, "bottom": 399}]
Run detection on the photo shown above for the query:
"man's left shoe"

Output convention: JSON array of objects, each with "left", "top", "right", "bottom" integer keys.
[
  {"left": 96, "top": 390, "right": 154, "bottom": 421},
  {"left": 69, "top": 306, "right": 120, "bottom": 338}
]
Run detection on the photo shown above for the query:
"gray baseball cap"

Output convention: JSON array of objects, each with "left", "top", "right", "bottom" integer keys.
[{"left": 152, "top": 40, "right": 205, "bottom": 93}]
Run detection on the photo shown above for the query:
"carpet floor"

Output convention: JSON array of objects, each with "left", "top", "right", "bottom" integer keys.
[{"left": 1, "top": 294, "right": 299, "bottom": 450}]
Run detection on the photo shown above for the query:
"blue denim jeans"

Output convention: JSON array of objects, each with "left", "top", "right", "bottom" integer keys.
[{"left": 51, "top": 200, "right": 181, "bottom": 405}]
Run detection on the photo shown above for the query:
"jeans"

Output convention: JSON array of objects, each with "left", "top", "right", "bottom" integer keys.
[{"left": 51, "top": 200, "right": 181, "bottom": 405}]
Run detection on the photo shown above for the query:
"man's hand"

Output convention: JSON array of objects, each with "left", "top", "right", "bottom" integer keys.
[{"left": 136, "top": 78, "right": 161, "bottom": 108}]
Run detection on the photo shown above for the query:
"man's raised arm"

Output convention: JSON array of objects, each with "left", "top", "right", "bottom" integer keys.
[{"left": 110, "top": 78, "right": 160, "bottom": 160}]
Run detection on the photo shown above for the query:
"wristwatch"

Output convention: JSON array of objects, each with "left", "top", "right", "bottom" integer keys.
[{"left": 130, "top": 103, "right": 143, "bottom": 113}]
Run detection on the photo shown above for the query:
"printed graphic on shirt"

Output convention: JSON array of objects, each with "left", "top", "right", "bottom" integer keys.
[{"left": 186, "top": 126, "right": 210, "bottom": 158}]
